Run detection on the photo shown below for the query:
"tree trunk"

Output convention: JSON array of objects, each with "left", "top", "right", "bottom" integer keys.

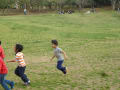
[
  {"left": 111, "top": 0, "right": 117, "bottom": 10},
  {"left": 49, "top": 5, "right": 52, "bottom": 9},
  {"left": 112, "top": 2, "right": 115, "bottom": 10},
  {"left": 2, "top": 9, "right": 5, "bottom": 16},
  {"left": 60, "top": 3, "right": 62, "bottom": 11},
  {"left": 39, "top": 6, "right": 41, "bottom": 12},
  {"left": 78, "top": 4, "right": 82, "bottom": 12},
  {"left": 119, "top": 1, "right": 120, "bottom": 8}
]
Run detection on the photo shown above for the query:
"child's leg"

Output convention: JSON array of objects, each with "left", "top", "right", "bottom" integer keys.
[
  {"left": 21, "top": 67, "right": 29, "bottom": 83},
  {"left": 57, "top": 61, "right": 66, "bottom": 74},
  {"left": 15, "top": 66, "right": 20, "bottom": 77},
  {"left": 17, "top": 67, "right": 29, "bottom": 83},
  {"left": 5, "top": 79, "right": 14, "bottom": 89},
  {"left": 0, "top": 74, "right": 10, "bottom": 90}
]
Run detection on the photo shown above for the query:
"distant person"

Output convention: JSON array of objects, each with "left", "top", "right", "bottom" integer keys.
[
  {"left": 7, "top": 44, "right": 30, "bottom": 86},
  {"left": 58, "top": 10, "right": 65, "bottom": 14},
  {"left": 68, "top": 10, "right": 74, "bottom": 14},
  {"left": 24, "top": 9, "right": 27, "bottom": 15},
  {"left": 0, "top": 57, "right": 14, "bottom": 90},
  {"left": 118, "top": 8, "right": 120, "bottom": 12},
  {"left": 0, "top": 41, "right": 5, "bottom": 60},
  {"left": 85, "top": 11, "right": 91, "bottom": 14},
  {"left": 50, "top": 40, "right": 68, "bottom": 74}
]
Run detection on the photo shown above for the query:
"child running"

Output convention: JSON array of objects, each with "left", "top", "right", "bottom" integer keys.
[
  {"left": 50, "top": 40, "right": 68, "bottom": 74},
  {"left": 0, "top": 57, "right": 14, "bottom": 90},
  {"left": 7, "top": 44, "right": 30, "bottom": 86},
  {"left": 0, "top": 41, "right": 5, "bottom": 60}
]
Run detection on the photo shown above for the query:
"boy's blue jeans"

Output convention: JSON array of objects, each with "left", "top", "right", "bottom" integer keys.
[
  {"left": 15, "top": 66, "right": 29, "bottom": 83},
  {"left": 0, "top": 74, "right": 12, "bottom": 90},
  {"left": 57, "top": 60, "right": 66, "bottom": 74}
]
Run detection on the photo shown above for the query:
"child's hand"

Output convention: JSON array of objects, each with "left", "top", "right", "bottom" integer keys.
[
  {"left": 50, "top": 55, "right": 55, "bottom": 61},
  {"left": 6, "top": 59, "right": 16, "bottom": 62},
  {"left": 65, "top": 56, "right": 68, "bottom": 60},
  {"left": 6, "top": 60, "right": 9, "bottom": 63}
]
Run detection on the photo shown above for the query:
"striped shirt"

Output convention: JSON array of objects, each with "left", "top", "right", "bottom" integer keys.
[{"left": 16, "top": 52, "right": 26, "bottom": 67}]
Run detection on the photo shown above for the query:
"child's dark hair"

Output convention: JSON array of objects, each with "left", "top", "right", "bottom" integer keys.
[
  {"left": 51, "top": 40, "right": 58, "bottom": 46},
  {"left": 16, "top": 44, "right": 23, "bottom": 52},
  {"left": 0, "top": 41, "right": 1, "bottom": 45}
]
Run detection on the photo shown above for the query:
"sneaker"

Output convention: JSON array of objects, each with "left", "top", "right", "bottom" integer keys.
[
  {"left": 24, "top": 82, "right": 29, "bottom": 86},
  {"left": 10, "top": 81, "right": 15, "bottom": 89},
  {"left": 28, "top": 80, "right": 30, "bottom": 84},
  {"left": 63, "top": 67, "right": 67, "bottom": 75},
  {"left": 24, "top": 81, "right": 30, "bottom": 86}
]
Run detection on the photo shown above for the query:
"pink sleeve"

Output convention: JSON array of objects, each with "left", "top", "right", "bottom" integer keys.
[
  {"left": 0, "top": 59, "right": 2, "bottom": 71},
  {"left": 0, "top": 46, "right": 5, "bottom": 59}
]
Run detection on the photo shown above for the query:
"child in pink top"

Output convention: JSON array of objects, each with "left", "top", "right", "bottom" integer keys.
[{"left": 0, "top": 41, "right": 5, "bottom": 60}]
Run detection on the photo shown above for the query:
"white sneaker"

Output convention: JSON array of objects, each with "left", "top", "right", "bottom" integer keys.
[
  {"left": 28, "top": 80, "right": 30, "bottom": 84},
  {"left": 24, "top": 81, "right": 30, "bottom": 86}
]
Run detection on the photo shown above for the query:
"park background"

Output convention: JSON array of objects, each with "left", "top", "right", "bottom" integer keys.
[{"left": 0, "top": 0, "right": 120, "bottom": 15}]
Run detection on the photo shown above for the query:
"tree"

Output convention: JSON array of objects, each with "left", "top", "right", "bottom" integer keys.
[
  {"left": 118, "top": 0, "right": 120, "bottom": 9},
  {"left": 0, "top": 0, "right": 9, "bottom": 15},
  {"left": 57, "top": 0, "right": 66, "bottom": 11},
  {"left": 87, "top": 0, "right": 95, "bottom": 10},
  {"left": 111, "top": 0, "right": 117, "bottom": 10},
  {"left": 75, "top": 0, "right": 86, "bottom": 11}
]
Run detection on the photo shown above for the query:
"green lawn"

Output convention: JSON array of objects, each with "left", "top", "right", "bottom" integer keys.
[{"left": 0, "top": 11, "right": 120, "bottom": 90}]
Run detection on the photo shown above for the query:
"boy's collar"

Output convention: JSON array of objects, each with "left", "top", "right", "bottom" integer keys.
[
  {"left": 55, "top": 47, "right": 58, "bottom": 49},
  {"left": 16, "top": 52, "right": 21, "bottom": 54}
]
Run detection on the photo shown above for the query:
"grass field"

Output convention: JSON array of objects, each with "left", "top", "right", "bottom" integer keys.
[{"left": 0, "top": 11, "right": 120, "bottom": 90}]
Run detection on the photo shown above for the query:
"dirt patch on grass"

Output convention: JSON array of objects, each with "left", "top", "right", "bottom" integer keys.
[{"left": 25, "top": 56, "right": 50, "bottom": 64}]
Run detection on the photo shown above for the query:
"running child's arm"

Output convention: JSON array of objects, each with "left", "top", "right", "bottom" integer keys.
[
  {"left": 7, "top": 59, "right": 16, "bottom": 62},
  {"left": 62, "top": 50, "right": 68, "bottom": 60},
  {"left": 50, "top": 55, "right": 55, "bottom": 61}
]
